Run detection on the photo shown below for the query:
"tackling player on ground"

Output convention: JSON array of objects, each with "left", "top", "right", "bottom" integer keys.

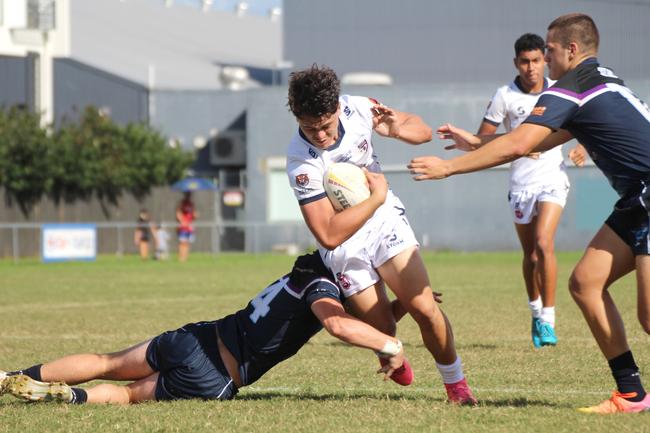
[
  {"left": 474, "top": 33, "right": 586, "bottom": 348},
  {"left": 0, "top": 253, "right": 414, "bottom": 404},
  {"left": 286, "top": 65, "right": 477, "bottom": 405},
  {"left": 409, "top": 13, "right": 650, "bottom": 414}
]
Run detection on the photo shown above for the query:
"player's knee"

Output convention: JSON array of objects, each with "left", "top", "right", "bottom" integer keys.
[
  {"left": 534, "top": 235, "right": 554, "bottom": 258},
  {"left": 408, "top": 302, "right": 439, "bottom": 327},
  {"left": 524, "top": 251, "right": 537, "bottom": 267},
  {"left": 568, "top": 271, "right": 588, "bottom": 301}
]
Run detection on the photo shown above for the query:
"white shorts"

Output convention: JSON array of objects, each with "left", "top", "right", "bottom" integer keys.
[
  {"left": 320, "top": 195, "right": 419, "bottom": 298},
  {"left": 508, "top": 184, "right": 569, "bottom": 225}
]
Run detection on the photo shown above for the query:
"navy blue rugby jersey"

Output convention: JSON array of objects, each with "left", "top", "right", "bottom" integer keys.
[
  {"left": 523, "top": 58, "right": 650, "bottom": 197},
  {"left": 216, "top": 252, "right": 342, "bottom": 386}
]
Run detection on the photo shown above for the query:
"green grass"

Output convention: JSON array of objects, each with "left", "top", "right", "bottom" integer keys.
[{"left": 0, "top": 252, "right": 648, "bottom": 432}]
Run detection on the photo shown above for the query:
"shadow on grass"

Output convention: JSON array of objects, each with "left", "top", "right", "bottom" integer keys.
[
  {"left": 236, "top": 392, "right": 568, "bottom": 409},
  {"left": 456, "top": 343, "right": 499, "bottom": 350},
  {"left": 237, "top": 391, "right": 442, "bottom": 402}
]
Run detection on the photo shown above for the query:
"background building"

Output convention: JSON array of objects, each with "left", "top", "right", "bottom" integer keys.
[{"left": 1, "top": 0, "right": 649, "bottom": 256}]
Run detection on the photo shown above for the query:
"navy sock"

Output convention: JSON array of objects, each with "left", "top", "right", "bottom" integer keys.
[
  {"left": 8, "top": 364, "right": 42, "bottom": 381},
  {"left": 70, "top": 387, "right": 88, "bottom": 404},
  {"left": 609, "top": 351, "right": 646, "bottom": 402}
]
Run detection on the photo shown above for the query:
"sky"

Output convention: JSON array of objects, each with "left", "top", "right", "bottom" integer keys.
[{"left": 159, "top": 0, "right": 283, "bottom": 16}]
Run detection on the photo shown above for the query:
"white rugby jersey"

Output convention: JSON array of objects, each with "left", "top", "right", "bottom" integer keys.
[
  {"left": 484, "top": 77, "right": 567, "bottom": 192},
  {"left": 286, "top": 95, "right": 401, "bottom": 244}
]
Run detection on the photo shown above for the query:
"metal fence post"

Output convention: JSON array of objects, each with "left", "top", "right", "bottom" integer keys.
[
  {"left": 117, "top": 225, "right": 123, "bottom": 256},
  {"left": 12, "top": 226, "right": 19, "bottom": 263}
]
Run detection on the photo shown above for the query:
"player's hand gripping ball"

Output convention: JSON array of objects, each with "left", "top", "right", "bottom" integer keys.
[{"left": 323, "top": 163, "right": 371, "bottom": 211}]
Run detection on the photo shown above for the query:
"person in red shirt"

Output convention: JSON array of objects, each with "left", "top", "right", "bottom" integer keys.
[{"left": 176, "top": 192, "right": 197, "bottom": 262}]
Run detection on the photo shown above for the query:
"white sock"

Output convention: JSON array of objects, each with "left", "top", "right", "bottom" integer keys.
[
  {"left": 436, "top": 356, "right": 464, "bottom": 384},
  {"left": 528, "top": 297, "right": 542, "bottom": 319},
  {"left": 541, "top": 307, "right": 556, "bottom": 328}
]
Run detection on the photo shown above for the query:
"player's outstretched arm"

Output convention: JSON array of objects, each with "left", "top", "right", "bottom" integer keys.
[
  {"left": 311, "top": 297, "right": 404, "bottom": 379},
  {"left": 372, "top": 103, "right": 433, "bottom": 144},
  {"left": 300, "top": 170, "right": 388, "bottom": 250},
  {"left": 409, "top": 123, "right": 559, "bottom": 180}
]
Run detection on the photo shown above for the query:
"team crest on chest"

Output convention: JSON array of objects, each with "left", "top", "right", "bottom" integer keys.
[
  {"left": 357, "top": 139, "right": 368, "bottom": 152},
  {"left": 295, "top": 173, "right": 310, "bottom": 187},
  {"left": 343, "top": 106, "right": 355, "bottom": 119}
]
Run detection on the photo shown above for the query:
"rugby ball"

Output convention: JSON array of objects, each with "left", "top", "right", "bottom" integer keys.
[{"left": 323, "top": 163, "right": 371, "bottom": 211}]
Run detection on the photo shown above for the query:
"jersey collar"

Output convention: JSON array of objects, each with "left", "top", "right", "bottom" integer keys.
[{"left": 513, "top": 76, "right": 548, "bottom": 95}]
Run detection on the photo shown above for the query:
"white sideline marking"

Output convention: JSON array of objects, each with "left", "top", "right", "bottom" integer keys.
[
  {"left": 245, "top": 385, "right": 608, "bottom": 396},
  {"left": 0, "top": 296, "right": 212, "bottom": 312},
  {"left": 1, "top": 334, "right": 648, "bottom": 346},
  {"left": 0, "top": 334, "right": 146, "bottom": 340}
]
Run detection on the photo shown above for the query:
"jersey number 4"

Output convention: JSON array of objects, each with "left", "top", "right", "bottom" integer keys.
[{"left": 249, "top": 277, "right": 288, "bottom": 323}]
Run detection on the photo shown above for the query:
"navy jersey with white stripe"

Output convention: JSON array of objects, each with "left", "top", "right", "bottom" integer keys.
[
  {"left": 216, "top": 252, "right": 342, "bottom": 386},
  {"left": 523, "top": 58, "right": 650, "bottom": 197}
]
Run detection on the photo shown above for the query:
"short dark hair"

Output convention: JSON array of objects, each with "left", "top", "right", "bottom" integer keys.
[
  {"left": 287, "top": 64, "right": 340, "bottom": 118},
  {"left": 548, "top": 13, "right": 599, "bottom": 52},
  {"left": 514, "top": 33, "right": 545, "bottom": 57}
]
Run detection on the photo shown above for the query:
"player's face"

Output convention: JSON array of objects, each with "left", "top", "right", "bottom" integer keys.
[
  {"left": 545, "top": 31, "right": 571, "bottom": 80},
  {"left": 514, "top": 49, "right": 545, "bottom": 90},
  {"left": 297, "top": 107, "right": 341, "bottom": 149}
]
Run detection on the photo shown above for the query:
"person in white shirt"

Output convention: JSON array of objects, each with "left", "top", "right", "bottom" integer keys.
[
  {"left": 286, "top": 65, "right": 476, "bottom": 404},
  {"left": 475, "top": 33, "right": 586, "bottom": 348}
]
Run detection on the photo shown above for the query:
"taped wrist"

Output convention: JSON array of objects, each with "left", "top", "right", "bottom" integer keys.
[{"left": 376, "top": 339, "right": 403, "bottom": 358}]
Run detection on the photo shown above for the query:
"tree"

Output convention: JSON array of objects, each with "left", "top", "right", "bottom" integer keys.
[
  {"left": 0, "top": 107, "right": 52, "bottom": 215},
  {"left": 0, "top": 106, "right": 194, "bottom": 216}
]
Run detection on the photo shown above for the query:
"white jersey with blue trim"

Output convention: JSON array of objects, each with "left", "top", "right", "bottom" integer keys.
[
  {"left": 286, "top": 95, "right": 402, "bottom": 246},
  {"left": 484, "top": 77, "right": 567, "bottom": 192}
]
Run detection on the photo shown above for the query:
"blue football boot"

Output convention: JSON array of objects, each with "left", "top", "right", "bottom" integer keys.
[
  {"left": 538, "top": 321, "right": 558, "bottom": 346},
  {"left": 531, "top": 317, "right": 542, "bottom": 348}
]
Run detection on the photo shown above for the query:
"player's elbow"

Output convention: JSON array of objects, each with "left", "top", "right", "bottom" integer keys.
[
  {"left": 318, "top": 234, "right": 343, "bottom": 251},
  {"left": 321, "top": 316, "right": 347, "bottom": 340},
  {"left": 510, "top": 143, "right": 531, "bottom": 158}
]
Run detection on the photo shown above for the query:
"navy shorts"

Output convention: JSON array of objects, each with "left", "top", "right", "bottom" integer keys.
[
  {"left": 146, "top": 321, "right": 238, "bottom": 401},
  {"left": 605, "top": 184, "right": 650, "bottom": 256}
]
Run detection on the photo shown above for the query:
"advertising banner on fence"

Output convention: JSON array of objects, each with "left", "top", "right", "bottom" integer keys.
[{"left": 42, "top": 224, "right": 97, "bottom": 262}]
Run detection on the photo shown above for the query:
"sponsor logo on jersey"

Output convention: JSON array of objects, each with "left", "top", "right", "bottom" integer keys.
[
  {"left": 336, "top": 272, "right": 351, "bottom": 289},
  {"left": 516, "top": 106, "right": 526, "bottom": 116},
  {"left": 530, "top": 106, "right": 546, "bottom": 116},
  {"left": 357, "top": 139, "right": 368, "bottom": 152},
  {"left": 308, "top": 148, "right": 318, "bottom": 158},
  {"left": 515, "top": 209, "right": 524, "bottom": 219},
  {"left": 296, "top": 173, "right": 309, "bottom": 187},
  {"left": 387, "top": 233, "right": 404, "bottom": 249},
  {"left": 343, "top": 105, "right": 355, "bottom": 118}
]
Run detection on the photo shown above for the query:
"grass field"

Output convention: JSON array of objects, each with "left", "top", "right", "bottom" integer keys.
[{"left": 1, "top": 251, "right": 648, "bottom": 432}]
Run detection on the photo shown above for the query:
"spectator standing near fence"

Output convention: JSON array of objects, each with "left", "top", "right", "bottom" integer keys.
[
  {"left": 153, "top": 223, "right": 170, "bottom": 261},
  {"left": 134, "top": 209, "right": 152, "bottom": 260},
  {"left": 176, "top": 192, "right": 197, "bottom": 262}
]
